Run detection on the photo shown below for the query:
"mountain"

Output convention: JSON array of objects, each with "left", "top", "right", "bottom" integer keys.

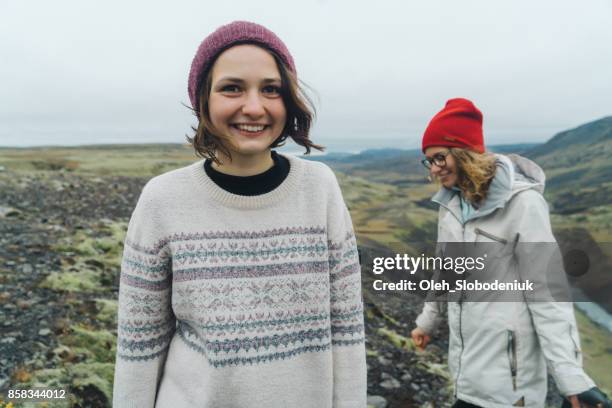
[
  {"left": 527, "top": 116, "right": 612, "bottom": 159},
  {"left": 524, "top": 116, "right": 612, "bottom": 214},
  {"left": 308, "top": 148, "right": 425, "bottom": 185}
]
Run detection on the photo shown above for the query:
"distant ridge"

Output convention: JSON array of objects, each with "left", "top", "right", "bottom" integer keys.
[
  {"left": 527, "top": 116, "right": 612, "bottom": 159},
  {"left": 309, "top": 143, "right": 543, "bottom": 185}
]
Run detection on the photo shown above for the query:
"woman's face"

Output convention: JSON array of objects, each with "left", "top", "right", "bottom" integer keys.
[
  {"left": 424, "top": 146, "right": 458, "bottom": 188},
  {"left": 208, "top": 44, "right": 287, "bottom": 161}
]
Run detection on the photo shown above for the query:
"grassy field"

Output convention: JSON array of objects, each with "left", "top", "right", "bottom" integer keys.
[
  {"left": 576, "top": 307, "right": 612, "bottom": 394},
  {"left": 0, "top": 144, "right": 197, "bottom": 176}
]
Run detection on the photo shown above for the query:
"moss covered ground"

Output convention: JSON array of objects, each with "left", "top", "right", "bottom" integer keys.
[{"left": 1, "top": 145, "right": 610, "bottom": 407}]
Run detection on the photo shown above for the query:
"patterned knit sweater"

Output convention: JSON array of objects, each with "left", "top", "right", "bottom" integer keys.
[{"left": 112, "top": 155, "right": 367, "bottom": 408}]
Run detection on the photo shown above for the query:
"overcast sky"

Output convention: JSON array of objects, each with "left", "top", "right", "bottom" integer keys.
[{"left": 1, "top": 0, "right": 611, "bottom": 150}]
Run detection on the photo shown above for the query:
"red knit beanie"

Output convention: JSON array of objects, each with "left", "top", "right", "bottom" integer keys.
[
  {"left": 421, "top": 98, "right": 485, "bottom": 153},
  {"left": 188, "top": 21, "right": 296, "bottom": 117}
]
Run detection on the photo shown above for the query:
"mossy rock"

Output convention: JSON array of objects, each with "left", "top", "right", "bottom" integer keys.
[
  {"left": 52, "top": 222, "right": 126, "bottom": 269},
  {"left": 39, "top": 269, "right": 102, "bottom": 293},
  {"left": 69, "top": 362, "right": 114, "bottom": 407},
  {"left": 15, "top": 364, "right": 114, "bottom": 408},
  {"left": 27, "top": 367, "right": 70, "bottom": 388},
  {"left": 17, "top": 368, "right": 74, "bottom": 408},
  {"left": 423, "top": 362, "right": 451, "bottom": 381},
  {"left": 365, "top": 301, "right": 401, "bottom": 327},
  {"left": 95, "top": 298, "right": 118, "bottom": 326},
  {"left": 377, "top": 327, "right": 414, "bottom": 351},
  {"left": 40, "top": 222, "right": 125, "bottom": 296},
  {"left": 61, "top": 325, "right": 116, "bottom": 363},
  {"left": 107, "top": 221, "right": 128, "bottom": 241},
  {"left": 74, "top": 239, "right": 98, "bottom": 257}
]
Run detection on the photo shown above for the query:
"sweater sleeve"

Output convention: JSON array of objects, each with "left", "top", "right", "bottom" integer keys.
[
  {"left": 325, "top": 168, "right": 367, "bottom": 408},
  {"left": 512, "top": 190, "right": 595, "bottom": 396},
  {"left": 112, "top": 181, "right": 176, "bottom": 408}
]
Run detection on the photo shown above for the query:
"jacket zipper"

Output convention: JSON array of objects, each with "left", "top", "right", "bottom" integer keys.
[
  {"left": 458, "top": 206, "right": 466, "bottom": 398},
  {"left": 436, "top": 201, "right": 465, "bottom": 398},
  {"left": 454, "top": 292, "right": 465, "bottom": 397},
  {"left": 507, "top": 330, "right": 518, "bottom": 391}
]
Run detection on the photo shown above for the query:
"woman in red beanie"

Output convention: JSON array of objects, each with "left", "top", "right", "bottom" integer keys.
[
  {"left": 112, "top": 21, "right": 366, "bottom": 408},
  {"left": 411, "top": 98, "right": 600, "bottom": 408}
]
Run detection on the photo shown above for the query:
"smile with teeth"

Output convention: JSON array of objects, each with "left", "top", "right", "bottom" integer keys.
[{"left": 233, "top": 124, "right": 268, "bottom": 133}]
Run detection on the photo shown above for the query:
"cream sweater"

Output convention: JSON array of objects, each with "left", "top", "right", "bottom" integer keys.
[{"left": 112, "top": 155, "right": 367, "bottom": 407}]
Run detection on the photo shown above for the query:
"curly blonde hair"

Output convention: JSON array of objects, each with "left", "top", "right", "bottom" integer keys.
[{"left": 450, "top": 148, "right": 497, "bottom": 206}]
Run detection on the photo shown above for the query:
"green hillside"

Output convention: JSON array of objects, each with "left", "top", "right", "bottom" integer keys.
[
  {"left": 526, "top": 116, "right": 612, "bottom": 215},
  {"left": 528, "top": 116, "right": 612, "bottom": 160}
]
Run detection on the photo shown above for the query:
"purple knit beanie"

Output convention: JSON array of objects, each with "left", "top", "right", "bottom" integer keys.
[{"left": 188, "top": 21, "right": 296, "bottom": 117}]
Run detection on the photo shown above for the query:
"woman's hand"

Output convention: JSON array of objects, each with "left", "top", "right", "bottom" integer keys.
[
  {"left": 568, "top": 395, "right": 581, "bottom": 408},
  {"left": 411, "top": 327, "right": 431, "bottom": 351}
]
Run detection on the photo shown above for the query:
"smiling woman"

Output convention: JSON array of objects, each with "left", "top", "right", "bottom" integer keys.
[
  {"left": 205, "top": 44, "right": 288, "bottom": 174},
  {"left": 112, "top": 21, "right": 367, "bottom": 408},
  {"left": 187, "top": 27, "right": 321, "bottom": 171},
  {"left": 413, "top": 98, "right": 602, "bottom": 408}
]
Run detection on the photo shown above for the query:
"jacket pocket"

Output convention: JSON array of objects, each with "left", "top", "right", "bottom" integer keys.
[
  {"left": 474, "top": 228, "right": 516, "bottom": 262},
  {"left": 507, "top": 330, "right": 518, "bottom": 391},
  {"left": 475, "top": 227, "right": 508, "bottom": 244}
]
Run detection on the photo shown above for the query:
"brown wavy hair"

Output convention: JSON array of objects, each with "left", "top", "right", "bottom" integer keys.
[
  {"left": 450, "top": 148, "right": 497, "bottom": 206},
  {"left": 186, "top": 45, "right": 323, "bottom": 164}
]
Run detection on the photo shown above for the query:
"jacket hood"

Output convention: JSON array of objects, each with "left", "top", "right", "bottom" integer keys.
[{"left": 505, "top": 153, "right": 546, "bottom": 195}]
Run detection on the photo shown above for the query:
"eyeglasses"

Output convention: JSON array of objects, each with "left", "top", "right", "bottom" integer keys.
[{"left": 421, "top": 151, "right": 450, "bottom": 169}]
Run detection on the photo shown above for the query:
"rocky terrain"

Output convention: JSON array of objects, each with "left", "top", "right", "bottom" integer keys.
[
  {"left": 0, "top": 165, "right": 455, "bottom": 408},
  {"left": 0, "top": 138, "right": 610, "bottom": 407},
  {"left": 0, "top": 169, "right": 144, "bottom": 407}
]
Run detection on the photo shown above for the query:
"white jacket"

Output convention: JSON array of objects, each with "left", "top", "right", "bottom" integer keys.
[{"left": 416, "top": 154, "right": 595, "bottom": 408}]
